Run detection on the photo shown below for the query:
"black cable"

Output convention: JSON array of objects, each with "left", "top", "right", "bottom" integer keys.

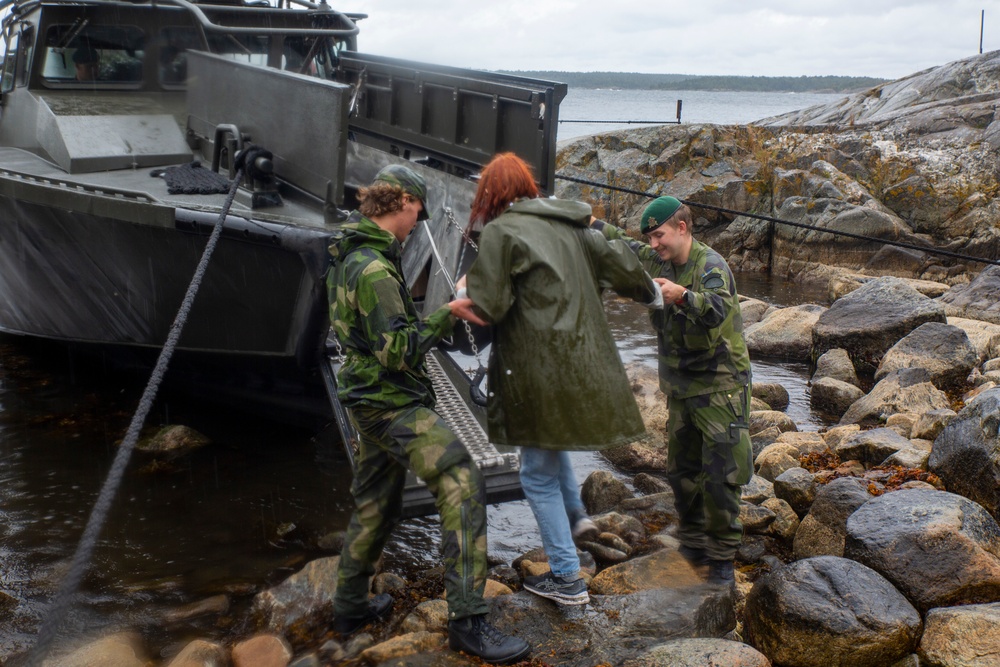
[
  {"left": 555, "top": 172, "right": 1000, "bottom": 267},
  {"left": 28, "top": 168, "right": 246, "bottom": 666}
]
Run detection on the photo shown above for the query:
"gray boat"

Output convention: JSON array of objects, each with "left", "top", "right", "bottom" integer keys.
[{"left": 0, "top": 0, "right": 567, "bottom": 514}]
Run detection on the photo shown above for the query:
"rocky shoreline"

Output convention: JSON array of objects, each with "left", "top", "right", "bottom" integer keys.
[{"left": 26, "top": 270, "right": 1000, "bottom": 667}]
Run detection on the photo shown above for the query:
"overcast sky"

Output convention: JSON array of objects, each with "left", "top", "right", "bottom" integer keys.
[{"left": 344, "top": 1, "right": 996, "bottom": 79}]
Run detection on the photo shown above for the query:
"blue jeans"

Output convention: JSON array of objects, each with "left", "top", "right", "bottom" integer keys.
[{"left": 519, "top": 448, "right": 583, "bottom": 578}]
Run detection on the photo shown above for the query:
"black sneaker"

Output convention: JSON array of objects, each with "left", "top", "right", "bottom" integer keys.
[
  {"left": 707, "top": 560, "right": 735, "bottom": 586},
  {"left": 332, "top": 593, "right": 393, "bottom": 635},
  {"left": 448, "top": 614, "right": 531, "bottom": 665},
  {"left": 523, "top": 571, "right": 589, "bottom": 605}
]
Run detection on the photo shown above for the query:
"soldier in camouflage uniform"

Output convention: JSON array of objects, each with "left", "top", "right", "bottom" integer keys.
[
  {"left": 327, "top": 165, "right": 530, "bottom": 664},
  {"left": 593, "top": 196, "right": 752, "bottom": 584}
]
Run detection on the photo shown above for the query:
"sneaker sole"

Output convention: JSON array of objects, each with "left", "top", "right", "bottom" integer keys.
[{"left": 523, "top": 583, "right": 590, "bottom": 606}]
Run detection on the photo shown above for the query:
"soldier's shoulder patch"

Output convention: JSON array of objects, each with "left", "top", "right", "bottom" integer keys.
[{"left": 702, "top": 270, "right": 725, "bottom": 290}]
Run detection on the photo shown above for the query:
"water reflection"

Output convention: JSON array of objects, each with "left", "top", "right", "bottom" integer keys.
[{"left": 0, "top": 270, "right": 832, "bottom": 658}]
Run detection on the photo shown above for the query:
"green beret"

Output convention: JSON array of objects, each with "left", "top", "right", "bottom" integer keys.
[
  {"left": 374, "top": 164, "right": 429, "bottom": 221},
  {"left": 640, "top": 196, "right": 682, "bottom": 234}
]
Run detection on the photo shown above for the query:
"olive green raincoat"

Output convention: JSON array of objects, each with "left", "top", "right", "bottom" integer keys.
[{"left": 466, "top": 198, "right": 656, "bottom": 451}]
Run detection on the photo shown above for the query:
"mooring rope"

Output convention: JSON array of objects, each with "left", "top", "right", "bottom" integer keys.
[
  {"left": 27, "top": 167, "right": 246, "bottom": 666},
  {"left": 555, "top": 172, "right": 1000, "bottom": 267}
]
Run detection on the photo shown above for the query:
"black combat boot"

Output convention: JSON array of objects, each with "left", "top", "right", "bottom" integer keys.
[
  {"left": 332, "top": 593, "right": 393, "bottom": 636},
  {"left": 448, "top": 614, "right": 531, "bottom": 664},
  {"left": 707, "top": 559, "right": 735, "bottom": 586}
]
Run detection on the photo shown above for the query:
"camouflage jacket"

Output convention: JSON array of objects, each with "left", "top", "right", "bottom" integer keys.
[
  {"left": 327, "top": 211, "right": 454, "bottom": 409},
  {"left": 595, "top": 221, "right": 751, "bottom": 399},
  {"left": 467, "top": 198, "right": 657, "bottom": 450}
]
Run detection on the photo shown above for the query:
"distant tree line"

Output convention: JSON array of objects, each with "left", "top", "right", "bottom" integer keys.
[{"left": 497, "top": 71, "right": 887, "bottom": 93}]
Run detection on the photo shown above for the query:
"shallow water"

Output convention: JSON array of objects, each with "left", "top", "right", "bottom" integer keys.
[{"left": 0, "top": 271, "right": 830, "bottom": 659}]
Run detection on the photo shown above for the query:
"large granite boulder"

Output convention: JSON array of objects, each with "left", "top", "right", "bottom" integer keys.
[
  {"left": 773, "top": 467, "right": 817, "bottom": 517},
  {"left": 251, "top": 556, "right": 341, "bottom": 635},
  {"left": 839, "top": 368, "right": 951, "bottom": 428},
  {"left": 917, "top": 602, "right": 1000, "bottom": 667},
  {"left": 792, "top": 477, "right": 872, "bottom": 560},
  {"left": 813, "top": 278, "right": 947, "bottom": 374},
  {"left": 622, "top": 638, "right": 772, "bottom": 667},
  {"left": 845, "top": 489, "right": 1000, "bottom": 611},
  {"left": 947, "top": 316, "right": 1000, "bottom": 362},
  {"left": 813, "top": 348, "right": 860, "bottom": 387},
  {"left": 810, "top": 377, "right": 865, "bottom": 417},
  {"left": 874, "top": 322, "right": 979, "bottom": 389},
  {"left": 745, "top": 304, "right": 826, "bottom": 359},
  {"left": 41, "top": 632, "right": 148, "bottom": 667},
  {"left": 939, "top": 265, "right": 1000, "bottom": 325},
  {"left": 745, "top": 556, "right": 921, "bottom": 667},
  {"left": 929, "top": 387, "right": 1000, "bottom": 519},
  {"left": 835, "top": 428, "right": 913, "bottom": 468}
]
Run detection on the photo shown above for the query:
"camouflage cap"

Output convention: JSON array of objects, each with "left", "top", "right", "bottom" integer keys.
[
  {"left": 374, "top": 164, "right": 429, "bottom": 221},
  {"left": 640, "top": 196, "right": 682, "bottom": 234}
]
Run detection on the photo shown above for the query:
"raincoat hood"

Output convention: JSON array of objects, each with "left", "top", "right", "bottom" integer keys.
[{"left": 507, "top": 197, "right": 592, "bottom": 227}]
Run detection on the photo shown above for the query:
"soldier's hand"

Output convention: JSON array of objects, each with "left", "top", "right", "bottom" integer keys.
[
  {"left": 653, "top": 277, "right": 686, "bottom": 304},
  {"left": 448, "top": 298, "right": 488, "bottom": 326}
]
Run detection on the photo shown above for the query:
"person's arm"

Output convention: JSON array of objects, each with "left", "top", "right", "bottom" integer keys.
[
  {"left": 582, "top": 228, "right": 662, "bottom": 308},
  {"left": 591, "top": 218, "right": 661, "bottom": 265},
  {"left": 656, "top": 264, "right": 735, "bottom": 346},
  {"left": 356, "top": 263, "right": 455, "bottom": 370},
  {"left": 464, "top": 222, "right": 517, "bottom": 324}
]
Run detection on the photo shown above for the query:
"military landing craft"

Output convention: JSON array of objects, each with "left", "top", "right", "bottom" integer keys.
[{"left": 0, "top": 0, "right": 567, "bottom": 514}]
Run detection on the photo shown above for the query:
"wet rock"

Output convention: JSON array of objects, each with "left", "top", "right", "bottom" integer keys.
[
  {"left": 373, "top": 572, "right": 406, "bottom": 594},
  {"left": 762, "top": 498, "right": 800, "bottom": 541},
  {"left": 885, "top": 412, "right": 917, "bottom": 438},
  {"left": 774, "top": 431, "right": 826, "bottom": 456},
  {"left": 590, "top": 549, "right": 703, "bottom": 595},
  {"left": 912, "top": 409, "right": 958, "bottom": 442},
  {"left": 618, "top": 491, "right": 679, "bottom": 526},
  {"left": 741, "top": 298, "right": 773, "bottom": 326},
  {"left": 835, "top": 428, "right": 912, "bottom": 467},
  {"left": 0, "top": 591, "right": 14, "bottom": 613},
  {"left": 604, "top": 440, "right": 670, "bottom": 472},
  {"left": 792, "top": 477, "right": 872, "bottom": 560},
  {"left": 737, "top": 536, "right": 769, "bottom": 565},
  {"left": 821, "top": 423, "right": 860, "bottom": 449},
  {"left": 583, "top": 470, "right": 633, "bottom": 515},
  {"left": 342, "top": 633, "right": 373, "bottom": 660},
  {"left": 752, "top": 382, "right": 790, "bottom": 412},
  {"left": 745, "top": 556, "right": 921, "bottom": 667},
  {"left": 965, "top": 380, "right": 997, "bottom": 402},
  {"left": 947, "top": 316, "right": 1000, "bottom": 362},
  {"left": 813, "top": 277, "right": 947, "bottom": 374},
  {"left": 939, "top": 265, "right": 1000, "bottom": 325},
  {"left": 742, "top": 475, "right": 775, "bottom": 504},
  {"left": 874, "top": 322, "right": 979, "bottom": 389},
  {"left": 845, "top": 488, "right": 1000, "bottom": 611},
  {"left": 749, "top": 411, "right": 797, "bottom": 436},
  {"left": 252, "top": 556, "right": 340, "bottom": 636},
  {"left": 633, "top": 472, "right": 671, "bottom": 495},
  {"left": 773, "top": 467, "right": 817, "bottom": 516},
  {"left": 232, "top": 634, "right": 292, "bottom": 667},
  {"left": 883, "top": 448, "right": 930, "bottom": 470},
  {"left": 751, "top": 426, "right": 783, "bottom": 457},
  {"left": 316, "top": 530, "right": 344, "bottom": 553},
  {"left": 42, "top": 632, "right": 148, "bottom": 667},
  {"left": 813, "top": 348, "right": 860, "bottom": 387},
  {"left": 163, "top": 640, "right": 227, "bottom": 667},
  {"left": 929, "top": 387, "right": 1000, "bottom": 519},
  {"left": 917, "top": 602, "right": 1000, "bottom": 667},
  {"left": 137, "top": 424, "right": 211, "bottom": 457},
  {"left": 621, "top": 638, "right": 772, "bottom": 667},
  {"left": 810, "top": 376, "right": 865, "bottom": 417},
  {"left": 580, "top": 540, "right": 630, "bottom": 566},
  {"left": 400, "top": 599, "right": 448, "bottom": 634},
  {"left": 745, "top": 305, "right": 826, "bottom": 360},
  {"left": 755, "top": 443, "right": 800, "bottom": 482},
  {"left": 839, "top": 368, "right": 951, "bottom": 428},
  {"left": 163, "top": 594, "right": 229, "bottom": 625},
  {"left": 740, "top": 502, "right": 777, "bottom": 534},
  {"left": 487, "top": 564, "right": 519, "bottom": 591},
  {"left": 359, "top": 631, "right": 445, "bottom": 664},
  {"left": 288, "top": 655, "right": 320, "bottom": 667},
  {"left": 750, "top": 396, "right": 772, "bottom": 411},
  {"left": 593, "top": 511, "right": 647, "bottom": 545}
]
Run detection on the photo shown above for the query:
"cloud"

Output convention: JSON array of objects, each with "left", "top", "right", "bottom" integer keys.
[{"left": 346, "top": 0, "right": 995, "bottom": 79}]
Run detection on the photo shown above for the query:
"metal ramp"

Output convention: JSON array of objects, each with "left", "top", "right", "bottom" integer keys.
[{"left": 320, "top": 343, "right": 523, "bottom": 518}]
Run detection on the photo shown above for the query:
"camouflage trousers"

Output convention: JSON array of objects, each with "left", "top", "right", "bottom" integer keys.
[
  {"left": 666, "top": 385, "right": 753, "bottom": 561},
  {"left": 334, "top": 404, "right": 489, "bottom": 621}
]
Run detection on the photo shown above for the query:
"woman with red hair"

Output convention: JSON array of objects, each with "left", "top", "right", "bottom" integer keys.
[{"left": 460, "top": 152, "right": 661, "bottom": 606}]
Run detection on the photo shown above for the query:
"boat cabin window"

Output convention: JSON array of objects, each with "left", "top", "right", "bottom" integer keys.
[
  {"left": 2, "top": 25, "right": 34, "bottom": 93},
  {"left": 41, "top": 25, "right": 145, "bottom": 87}
]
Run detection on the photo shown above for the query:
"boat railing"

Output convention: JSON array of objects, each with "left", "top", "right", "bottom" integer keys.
[{"left": 2, "top": 0, "right": 361, "bottom": 38}]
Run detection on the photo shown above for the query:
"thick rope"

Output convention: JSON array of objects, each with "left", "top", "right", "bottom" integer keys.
[
  {"left": 555, "top": 172, "right": 1000, "bottom": 267},
  {"left": 28, "top": 168, "right": 245, "bottom": 665}
]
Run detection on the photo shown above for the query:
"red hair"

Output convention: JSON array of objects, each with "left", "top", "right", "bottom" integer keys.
[{"left": 469, "top": 152, "right": 539, "bottom": 229}]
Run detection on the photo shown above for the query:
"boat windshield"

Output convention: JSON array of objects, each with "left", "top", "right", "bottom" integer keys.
[{"left": 42, "top": 25, "right": 144, "bottom": 87}]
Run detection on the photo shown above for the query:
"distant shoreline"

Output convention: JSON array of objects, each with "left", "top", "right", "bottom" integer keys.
[{"left": 497, "top": 71, "right": 886, "bottom": 94}]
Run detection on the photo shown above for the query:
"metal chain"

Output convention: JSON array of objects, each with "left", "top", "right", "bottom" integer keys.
[{"left": 443, "top": 206, "right": 483, "bottom": 368}]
